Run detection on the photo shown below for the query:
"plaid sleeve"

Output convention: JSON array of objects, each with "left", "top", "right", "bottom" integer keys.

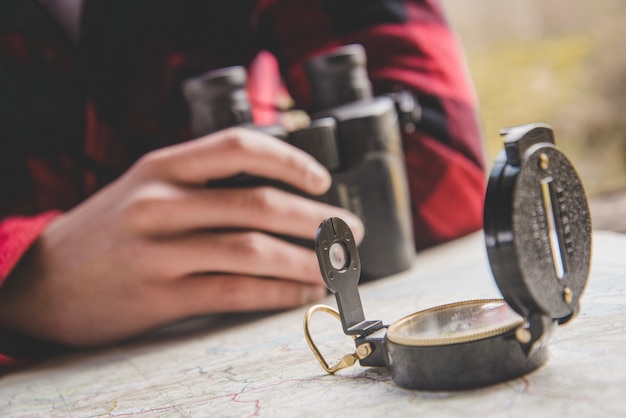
[
  {"left": 0, "top": 2, "right": 71, "bottom": 288},
  {"left": 254, "top": 0, "right": 486, "bottom": 249}
]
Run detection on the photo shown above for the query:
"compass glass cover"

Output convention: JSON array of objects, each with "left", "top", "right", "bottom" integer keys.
[{"left": 387, "top": 300, "right": 525, "bottom": 346}]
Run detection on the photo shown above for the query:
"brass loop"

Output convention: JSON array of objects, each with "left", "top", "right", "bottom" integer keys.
[{"left": 303, "top": 304, "right": 371, "bottom": 374}]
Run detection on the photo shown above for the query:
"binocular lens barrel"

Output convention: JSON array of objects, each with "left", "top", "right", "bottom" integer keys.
[
  {"left": 306, "top": 44, "right": 373, "bottom": 112},
  {"left": 182, "top": 66, "right": 253, "bottom": 135}
]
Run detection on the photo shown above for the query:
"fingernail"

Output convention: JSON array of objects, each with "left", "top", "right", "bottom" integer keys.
[
  {"left": 302, "top": 286, "right": 327, "bottom": 303},
  {"left": 307, "top": 162, "right": 331, "bottom": 193}
]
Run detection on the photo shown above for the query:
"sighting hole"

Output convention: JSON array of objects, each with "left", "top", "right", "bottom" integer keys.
[{"left": 329, "top": 242, "right": 349, "bottom": 270}]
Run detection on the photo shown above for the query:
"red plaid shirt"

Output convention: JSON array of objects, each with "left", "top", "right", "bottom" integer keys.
[{"left": 0, "top": 0, "right": 485, "bottom": 368}]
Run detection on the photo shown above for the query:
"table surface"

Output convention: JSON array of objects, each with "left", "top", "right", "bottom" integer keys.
[{"left": 1, "top": 230, "right": 625, "bottom": 417}]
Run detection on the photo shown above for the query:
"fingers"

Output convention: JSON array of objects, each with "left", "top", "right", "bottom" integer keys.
[
  {"left": 137, "top": 127, "right": 332, "bottom": 195},
  {"left": 143, "top": 231, "right": 324, "bottom": 284},
  {"left": 125, "top": 185, "right": 365, "bottom": 242},
  {"left": 169, "top": 274, "right": 328, "bottom": 316}
]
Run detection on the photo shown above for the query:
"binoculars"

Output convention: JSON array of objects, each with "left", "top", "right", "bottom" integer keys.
[{"left": 182, "top": 45, "right": 415, "bottom": 280}]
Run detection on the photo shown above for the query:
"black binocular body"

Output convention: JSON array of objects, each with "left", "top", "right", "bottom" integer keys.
[{"left": 182, "top": 45, "right": 415, "bottom": 280}]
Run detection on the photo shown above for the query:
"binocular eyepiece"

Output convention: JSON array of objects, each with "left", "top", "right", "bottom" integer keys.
[{"left": 305, "top": 44, "right": 373, "bottom": 112}]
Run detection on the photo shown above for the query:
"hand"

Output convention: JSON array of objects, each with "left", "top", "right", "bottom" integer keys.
[{"left": 0, "top": 128, "right": 364, "bottom": 347}]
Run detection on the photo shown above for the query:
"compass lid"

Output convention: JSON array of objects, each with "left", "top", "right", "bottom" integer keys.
[{"left": 484, "top": 123, "right": 592, "bottom": 323}]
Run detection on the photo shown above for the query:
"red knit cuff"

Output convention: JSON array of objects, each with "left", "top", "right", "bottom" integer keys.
[{"left": 0, "top": 211, "right": 61, "bottom": 285}]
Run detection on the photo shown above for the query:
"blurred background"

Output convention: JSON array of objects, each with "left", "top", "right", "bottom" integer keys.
[{"left": 441, "top": 0, "right": 626, "bottom": 231}]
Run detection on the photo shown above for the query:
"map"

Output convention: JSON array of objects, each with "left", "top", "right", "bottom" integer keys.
[{"left": 1, "top": 231, "right": 625, "bottom": 417}]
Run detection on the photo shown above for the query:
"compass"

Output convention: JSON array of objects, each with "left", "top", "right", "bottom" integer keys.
[{"left": 304, "top": 124, "right": 592, "bottom": 390}]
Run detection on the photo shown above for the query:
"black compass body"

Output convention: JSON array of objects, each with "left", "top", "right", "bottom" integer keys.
[{"left": 306, "top": 123, "right": 592, "bottom": 390}]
